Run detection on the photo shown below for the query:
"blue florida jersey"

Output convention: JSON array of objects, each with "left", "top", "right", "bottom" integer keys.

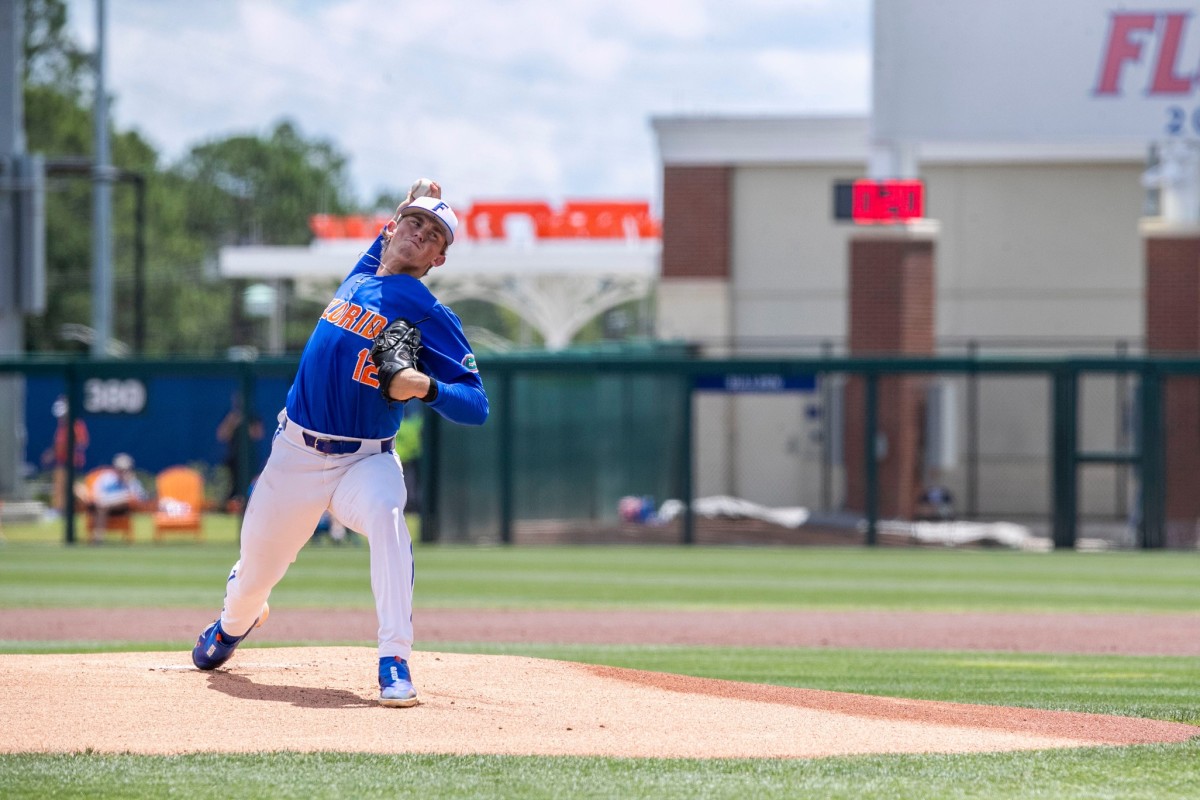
[{"left": 286, "top": 234, "right": 488, "bottom": 439}]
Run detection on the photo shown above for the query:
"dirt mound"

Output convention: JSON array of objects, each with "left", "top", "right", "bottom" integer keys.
[{"left": 2, "top": 647, "right": 1195, "bottom": 758}]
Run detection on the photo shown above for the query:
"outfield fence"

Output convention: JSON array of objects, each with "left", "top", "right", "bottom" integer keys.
[{"left": 2, "top": 351, "right": 1199, "bottom": 550}]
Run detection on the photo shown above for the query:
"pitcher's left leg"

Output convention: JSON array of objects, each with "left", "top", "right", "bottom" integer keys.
[
  {"left": 330, "top": 452, "right": 416, "bottom": 706},
  {"left": 329, "top": 453, "right": 414, "bottom": 659}
]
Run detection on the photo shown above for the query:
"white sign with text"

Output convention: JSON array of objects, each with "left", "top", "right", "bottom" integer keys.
[{"left": 873, "top": 0, "right": 1200, "bottom": 144}]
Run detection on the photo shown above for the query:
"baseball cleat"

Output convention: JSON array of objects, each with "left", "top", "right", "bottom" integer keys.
[
  {"left": 378, "top": 656, "right": 419, "bottom": 707},
  {"left": 191, "top": 604, "right": 268, "bottom": 671}
]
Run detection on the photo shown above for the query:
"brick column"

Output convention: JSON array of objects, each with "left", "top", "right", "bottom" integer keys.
[
  {"left": 1143, "top": 221, "right": 1200, "bottom": 548},
  {"left": 844, "top": 222, "right": 938, "bottom": 520},
  {"left": 660, "top": 166, "right": 731, "bottom": 280},
  {"left": 656, "top": 166, "right": 734, "bottom": 349}
]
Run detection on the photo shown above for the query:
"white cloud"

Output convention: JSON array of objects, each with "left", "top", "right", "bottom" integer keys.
[
  {"left": 754, "top": 48, "right": 871, "bottom": 111},
  {"left": 61, "top": 0, "right": 871, "bottom": 205}
]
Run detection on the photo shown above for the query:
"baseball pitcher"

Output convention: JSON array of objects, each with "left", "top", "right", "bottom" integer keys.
[{"left": 192, "top": 180, "right": 488, "bottom": 707}]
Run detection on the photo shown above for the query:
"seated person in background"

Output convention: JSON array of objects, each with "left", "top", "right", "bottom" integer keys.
[
  {"left": 915, "top": 484, "right": 956, "bottom": 522},
  {"left": 80, "top": 453, "right": 149, "bottom": 543}
]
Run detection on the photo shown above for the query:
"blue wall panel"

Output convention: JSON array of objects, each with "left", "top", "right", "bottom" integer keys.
[{"left": 24, "top": 376, "right": 292, "bottom": 476}]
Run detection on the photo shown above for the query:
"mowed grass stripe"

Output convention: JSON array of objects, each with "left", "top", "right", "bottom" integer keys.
[
  {"left": 3, "top": 744, "right": 1200, "bottom": 800},
  {"left": 1, "top": 541, "right": 1197, "bottom": 612}
]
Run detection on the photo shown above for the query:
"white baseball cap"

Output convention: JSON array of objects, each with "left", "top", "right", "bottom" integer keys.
[{"left": 400, "top": 196, "right": 458, "bottom": 245}]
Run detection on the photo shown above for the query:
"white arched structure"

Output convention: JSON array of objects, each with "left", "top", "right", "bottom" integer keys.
[{"left": 219, "top": 238, "right": 659, "bottom": 351}]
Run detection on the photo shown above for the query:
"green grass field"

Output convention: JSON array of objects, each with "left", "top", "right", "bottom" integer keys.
[{"left": 0, "top": 516, "right": 1197, "bottom": 799}]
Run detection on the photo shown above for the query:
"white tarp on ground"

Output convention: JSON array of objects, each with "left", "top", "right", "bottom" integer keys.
[
  {"left": 657, "top": 496, "right": 810, "bottom": 529},
  {"left": 654, "top": 496, "right": 1044, "bottom": 549},
  {"left": 881, "top": 520, "right": 1042, "bottom": 550}
]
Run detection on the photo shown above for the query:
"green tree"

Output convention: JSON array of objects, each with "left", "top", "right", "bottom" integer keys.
[
  {"left": 23, "top": 0, "right": 88, "bottom": 96},
  {"left": 175, "top": 121, "right": 354, "bottom": 248},
  {"left": 20, "top": 1, "right": 361, "bottom": 355},
  {"left": 22, "top": 75, "right": 230, "bottom": 355},
  {"left": 171, "top": 121, "right": 357, "bottom": 351},
  {"left": 21, "top": 0, "right": 222, "bottom": 354}
]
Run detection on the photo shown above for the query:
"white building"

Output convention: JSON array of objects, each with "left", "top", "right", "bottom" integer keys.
[{"left": 648, "top": 0, "right": 1199, "bottom": 524}]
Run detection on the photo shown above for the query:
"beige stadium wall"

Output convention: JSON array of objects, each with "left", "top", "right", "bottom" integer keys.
[
  {"left": 679, "top": 154, "right": 1145, "bottom": 521},
  {"left": 722, "top": 160, "right": 1146, "bottom": 349},
  {"left": 729, "top": 164, "right": 858, "bottom": 346},
  {"left": 708, "top": 165, "right": 852, "bottom": 507},
  {"left": 926, "top": 162, "right": 1146, "bottom": 344},
  {"left": 922, "top": 160, "right": 1142, "bottom": 523},
  {"left": 656, "top": 280, "right": 732, "bottom": 350}
]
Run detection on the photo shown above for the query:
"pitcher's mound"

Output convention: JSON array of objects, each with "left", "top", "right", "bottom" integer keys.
[{"left": 2, "top": 647, "right": 1194, "bottom": 758}]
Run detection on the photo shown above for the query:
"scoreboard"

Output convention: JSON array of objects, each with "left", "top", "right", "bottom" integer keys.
[{"left": 833, "top": 179, "right": 925, "bottom": 224}]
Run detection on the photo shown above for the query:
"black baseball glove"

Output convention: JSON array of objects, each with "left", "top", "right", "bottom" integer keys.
[{"left": 370, "top": 317, "right": 422, "bottom": 402}]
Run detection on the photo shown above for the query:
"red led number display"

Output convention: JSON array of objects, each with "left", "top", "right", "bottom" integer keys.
[{"left": 851, "top": 180, "right": 924, "bottom": 223}]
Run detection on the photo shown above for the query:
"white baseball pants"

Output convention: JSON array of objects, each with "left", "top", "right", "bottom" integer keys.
[{"left": 219, "top": 414, "right": 415, "bottom": 659}]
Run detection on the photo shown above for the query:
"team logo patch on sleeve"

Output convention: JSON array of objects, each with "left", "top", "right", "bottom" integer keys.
[{"left": 462, "top": 354, "right": 478, "bottom": 373}]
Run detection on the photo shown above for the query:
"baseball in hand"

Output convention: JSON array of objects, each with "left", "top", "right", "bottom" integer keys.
[{"left": 409, "top": 178, "right": 436, "bottom": 198}]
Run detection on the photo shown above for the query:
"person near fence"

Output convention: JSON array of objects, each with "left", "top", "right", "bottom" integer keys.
[
  {"left": 191, "top": 180, "right": 488, "bottom": 708},
  {"left": 216, "top": 392, "right": 265, "bottom": 513},
  {"left": 41, "top": 395, "right": 89, "bottom": 518}
]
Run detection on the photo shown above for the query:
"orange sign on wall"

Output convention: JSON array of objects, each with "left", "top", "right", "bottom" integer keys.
[{"left": 309, "top": 200, "right": 661, "bottom": 242}]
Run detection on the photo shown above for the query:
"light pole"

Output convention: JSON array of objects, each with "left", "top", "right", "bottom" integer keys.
[{"left": 90, "top": 0, "right": 114, "bottom": 358}]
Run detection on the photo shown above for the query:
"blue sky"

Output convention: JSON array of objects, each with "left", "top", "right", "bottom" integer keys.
[{"left": 64, "top": 0, "right": 870, "bottom": 209}]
